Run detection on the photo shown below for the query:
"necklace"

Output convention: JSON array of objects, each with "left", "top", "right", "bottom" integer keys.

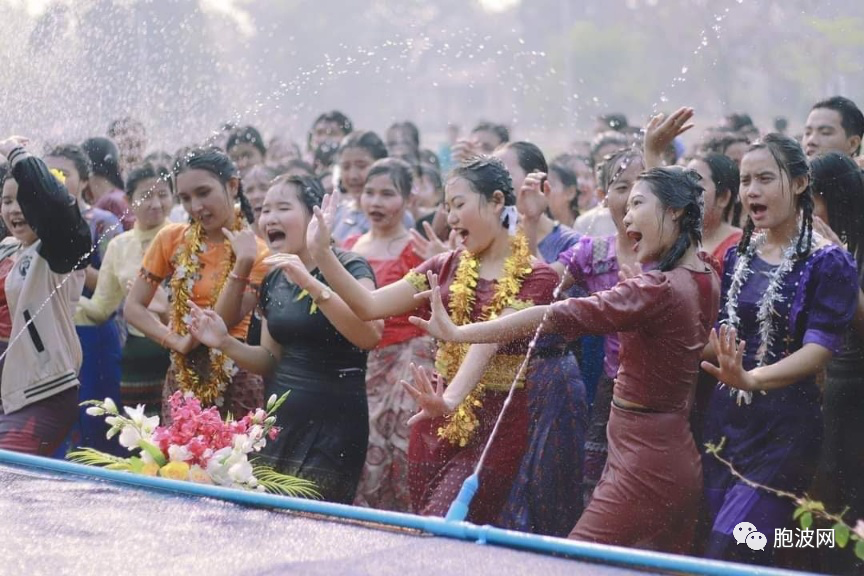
[
  {"left": 169, "top": 207, "right": 244, "bottom": 408},
  {"left": 722, "top": 231, "right": 799, "bottom": 405},
  {"left": 435, "top": 233, "right": 533, "bottom": 446}
]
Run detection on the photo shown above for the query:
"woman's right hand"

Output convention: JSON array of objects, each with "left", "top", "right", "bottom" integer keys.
[
  {"left": 409, "top": 271, "right": 462, "bottom": 342},
  {"left": 643, "top": 107, "right": 694, "bottom": 168},
  {"left": 402, "top": 363, "right": 451, "bottom": 425},
  {"left": 187, "top": 303, "right": 229, "bottom": 350},
  {"left": 307, "top": 190, "right": 340, "bottom": 255},
  {"left": 410, "top": 222, "right": 449, "bottom": 260}
]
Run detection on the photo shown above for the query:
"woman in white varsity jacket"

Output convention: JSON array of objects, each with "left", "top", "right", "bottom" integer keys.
[{"left": 0, "top": 136, "right": 92, "bottom": 455}]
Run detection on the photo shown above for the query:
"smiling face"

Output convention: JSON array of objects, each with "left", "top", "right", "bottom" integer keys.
[
  {"left": 175, "top": 169, "right": 237, "bottom": 235},
  {"left": 804, "top": 107, "right": 860, "bottom": 157},
  {"left": 622, "top": 181, "right": 679, "bottom": 264},
  {"left": 338, "top": 147, "right": 376, "bottom": 198},
  {"left": 360, "top": 173, "right": 407, "bottom": 232},
  {"left": 1, "top": 178, "right": 38, "bottom": 245},
  {"left": 130, "top": 177, "right": 172, "bottom": 230},
  {"left": 605, "top": 157, "right": 644, "bottom": 232},
  {"left": 258, "top": 183, "right": 311, "bottom": 255},
  {"left": 739, "top": 148, "right": 804, "bottom": 230},
  {"left": 444, "top": 176, "right": 503, "bottom": 254},
  {"left": 44, "top": 155, "right": 85, "bottom": 199}
]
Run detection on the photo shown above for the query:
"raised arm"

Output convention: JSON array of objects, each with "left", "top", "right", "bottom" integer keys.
[
  {"left": 213, "top": 228, "right": 264, "bottom": 329},
  {"left": 643, "top": 107, "right": 694, "bottom": 169},
  {"left": 264, "top": 253, "right": 383, "bottom": 350},
  {"left": 3, "top": 140, "right": 91, "bottom": 273},
  {"left": 75, "top": 238, "right": 124, "bottom": 325},
  {"left": 308, "top": 195, "right": 423, "bottom": 320}
]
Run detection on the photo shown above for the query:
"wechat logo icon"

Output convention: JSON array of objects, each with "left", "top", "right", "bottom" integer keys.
[{"left": 734, "top": 521, "right": 767, "bottom": 551}]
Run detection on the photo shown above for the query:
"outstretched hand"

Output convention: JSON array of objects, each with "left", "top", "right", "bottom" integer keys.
[
  {"left": 222, "top": 227, "right": 259, "bottom": 264},
  {"left": 263, "top": 252, "right": 314, "bottom": 289},
  {"left": 410, "top": 222, "right": 449, "bottom": 260},
  {"left": 402, "top": 363, "right": 451, "bottom": 425},
  {"left": 700, "top": 324, "right": 757, "bottom": 391},
  {"left": 409, "top": 271, "right": 462, "bottom": 342},
  {"left": 186, "top": 302, "right": 229, "bottom": 350},
  {"left": 643, "top": 107, "right": 694, "bottom": 168},
  {"left": 517, "top": 171, "right": 549, "bottom": 221},
  {"left": 308, "top": 190, "right": 340, "bottom": 255}
]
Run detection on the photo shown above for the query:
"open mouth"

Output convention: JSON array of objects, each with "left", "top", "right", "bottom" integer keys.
[
  {"left": 266, "top": 229, "right": 286, "bottom": 243},
  {"left": 626, "top": 230, "right": 642, "bottom": 252},
  {"left": 749, "top": 203, "right": 768, "bottom": 219},
  {"left": 367, "top": 210, "right": 386, "bottom": 220}
]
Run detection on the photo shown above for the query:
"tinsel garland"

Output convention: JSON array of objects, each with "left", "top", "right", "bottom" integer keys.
[
  {"left": 169, "top": 207, "right": 244, "bottom": 408},
  {"left": 435, "top": 233, "right": 533, "bottom": 446}
]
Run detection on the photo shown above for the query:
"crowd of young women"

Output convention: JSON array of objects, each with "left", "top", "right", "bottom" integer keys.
[{"left": 0, "top": 95, "right": 862, "bottom": 574}]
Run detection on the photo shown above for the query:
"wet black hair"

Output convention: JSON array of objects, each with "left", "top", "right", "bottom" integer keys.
[
  {"left": 125, "top": 162, "right": 173, "bottom": 200},
  {"left": 725, "top": 113, "right": 755, "bottom": 132},
  {"left": 173, "top": 147, "right": 254, "bottom": 224},
  {"left": 637, "top": 167, "right": 705, "bottom": 272},
  {"left": 82, "top": 137, "right": 125, "bottom": 190},
  {"left": 313, "top": 141, "right": 339, "bottom": 171},
  {"left": 500, "top": 141, "right": 549, "bottom": 175},
  {"left": 549, "top": 159, "right": 580, "bottom": 218},
  {"left": 338, "top": 131, "right": 389, "bottom": 162},
  {"left": 46, "top": 143, "right": 93, "bottom": 181},
  {"left": 226, "top": 125, "right": 267, "bottom": 157},
  {"left": 738, "top": 134, "right": 813, "bottom": 259},
  {"left": 598, "top": 148, "right": 643, "bottom": 192},
  {"left": 811, "top": 96, "right": 864, "bottom": 155},
  {"left": 700, "top": 131, "right": 750, "bottom": 157},
  {"left": 810, "top": 152, "right": 864, "bottom": 270},
  {"left": 449, "top": 156, "right": 515, "bottom": 230},
  {"left": 274, "top": 159, "right": 315, "bottom": 177},
  {"left": 366, "top": 157, "right": 414, "bottom": 200},
  {"left": 693, "top": 153, "right": 740, "bottom": 222},
  {"left": 269, "top": 174, "right": 325, "bottom": 215}
]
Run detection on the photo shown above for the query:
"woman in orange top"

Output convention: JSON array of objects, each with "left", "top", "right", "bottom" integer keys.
[{"left": 125, "top": 148, "right": 270, "bottom": 418}]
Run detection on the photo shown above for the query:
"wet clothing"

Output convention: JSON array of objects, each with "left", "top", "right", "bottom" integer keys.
[
  {"left": 703, "top": 245, "right": 858, "bottom": 565},
  {"left": 548, "top": 259, "right": 720, "bottom": 552},
  {"left": 258, "top": 249, "right": 376, "bottom": 504}
]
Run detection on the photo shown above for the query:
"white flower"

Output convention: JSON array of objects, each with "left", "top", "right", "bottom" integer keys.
[
  {"left": 227, "top": 457, "right": 254, "bottom": 485},
  {"left": 123, "top": 405, "right": 159, "bottom": 436},
  {"left": 854, "top": 520, "right": 864, "bottom": 540},
  {"left": 103, "top": 397, "right": 118, "bottom": 414},
  {"left": 168, "top": 444, "right": 192, "bottom": 463},
  {"left": 86, "top": 406, "right": 105, "bottom": 417},
  {"left": 118, "top": 425, "right": 143, "bottom": 450}
]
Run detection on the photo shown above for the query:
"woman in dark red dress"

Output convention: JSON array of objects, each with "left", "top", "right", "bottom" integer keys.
[
  {"left": 308, "top": 156, "right": 557, "bottom": 525},
  {"left": 413, "top": 167, "right": 720, "bottom": 553}
]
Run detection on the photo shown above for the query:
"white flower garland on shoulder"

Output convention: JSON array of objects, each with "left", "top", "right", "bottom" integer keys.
[{"left": 722, "top": 227, "right": 808, "bottom": 406}]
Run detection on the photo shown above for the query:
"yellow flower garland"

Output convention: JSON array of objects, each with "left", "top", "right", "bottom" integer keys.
[
  {"left": 435, "top": 233, "right": 534, "bottom": 447},
  {"left": 169, "top": 207, "right": 244, "bottom": 407}
]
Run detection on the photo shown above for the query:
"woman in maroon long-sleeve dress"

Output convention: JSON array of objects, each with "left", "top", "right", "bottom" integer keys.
[{"left": 412, "top": 167, "right": 720, "bottom": 554}]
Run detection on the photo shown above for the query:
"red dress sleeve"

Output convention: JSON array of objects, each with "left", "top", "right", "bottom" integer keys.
[{"left": 548, "top": 270, "right": 674, "bottom": 341}]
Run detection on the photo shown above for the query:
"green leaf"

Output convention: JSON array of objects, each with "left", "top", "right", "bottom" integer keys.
[
  {"left": 855, "top": 539, "right": 864, "bottom": 561},
  {"left": 834, "top": 523, "right": 850, "bottom": 548},
  {"left": 267, "top": 390, "right": 291, "bottom": 417},
  {"left": 801, "top": 512, "right": 813, "bottom": 529},
  {"left": 251, "top": 464, "right": 321, "bottom": 499},
  {"left": 794, "top": 506, "right": 807, "bottom": 520},
  {"left": 67, "top": 447, "right": 133, "bottom": 471},
  {"left": 128, "top": 456, "right": 144, "bottom": 474},
  {"left": 138, "top": 440, "right": 167, "bottom": 467}
]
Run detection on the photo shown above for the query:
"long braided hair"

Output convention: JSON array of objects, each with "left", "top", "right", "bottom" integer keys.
[{"left": 738, "top": 134, "right": 813, "bottom": 259}]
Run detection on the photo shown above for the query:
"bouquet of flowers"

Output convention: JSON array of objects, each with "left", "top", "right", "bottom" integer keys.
[{"left": 67, "top": 391, "right": 319, "bottom": 498}]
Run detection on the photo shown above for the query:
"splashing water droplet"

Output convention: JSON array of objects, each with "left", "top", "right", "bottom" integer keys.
[{"left": 681, "top": 66, "right": 688, "bottom": 74}]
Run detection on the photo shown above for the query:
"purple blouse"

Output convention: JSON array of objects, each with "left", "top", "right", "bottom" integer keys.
[{"left": 558, "top": 235, "right": 620, "bottom": 378}]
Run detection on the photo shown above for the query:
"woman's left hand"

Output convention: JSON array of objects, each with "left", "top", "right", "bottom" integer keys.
[
  {"left": 517, "top": 171, "right": 549, "bottom": 221},
  {"left": 700, "top": 324, "right": 758, "bottom": 391},
  {"left": 264, "top": 252, "right": 314, "bottom": 289},
  {"left": 222, "top": 227, "right": 259, "bottom": 266},
  {"left": 402, "top": 363, "right": 452, "bottom": 425}
]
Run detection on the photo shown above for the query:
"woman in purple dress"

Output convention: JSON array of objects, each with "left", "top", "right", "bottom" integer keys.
[{"left": 701, "top": 135, "right": 859, "bottom": 567}]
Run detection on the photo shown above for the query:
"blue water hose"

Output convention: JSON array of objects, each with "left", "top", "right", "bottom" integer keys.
[{"left": 0, "top": 449, "right": 815, "bottom": 576}]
